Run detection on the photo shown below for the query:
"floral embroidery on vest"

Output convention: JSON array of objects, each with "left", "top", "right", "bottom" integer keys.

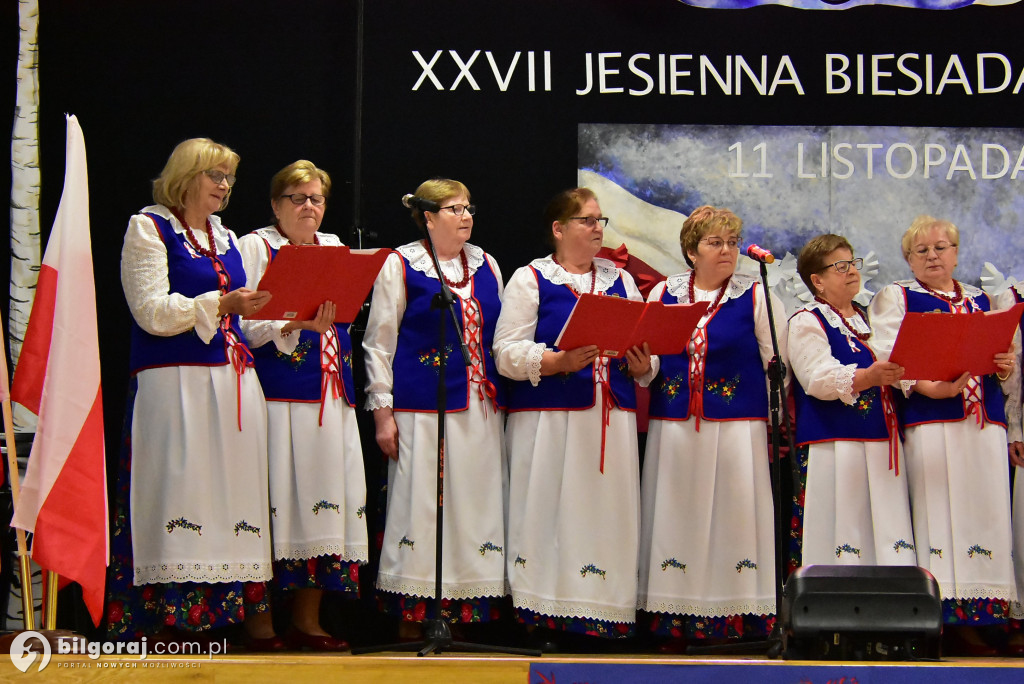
[{"left": 707, "top": 374, "right": 741, "bottom": 403}]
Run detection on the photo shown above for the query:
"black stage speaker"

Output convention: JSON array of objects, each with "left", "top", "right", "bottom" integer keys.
[{"left": 782, "top": 565, "right": 942, "bottom": 661}]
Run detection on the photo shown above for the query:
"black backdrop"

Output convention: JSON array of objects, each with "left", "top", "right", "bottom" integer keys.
[{"left": 1, "top": 0, "right": 1023, "bottom": 624}]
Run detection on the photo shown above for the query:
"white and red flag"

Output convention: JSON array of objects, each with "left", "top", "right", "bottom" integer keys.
[{"left": 10, "top": 114, "right": 108, "bottom": 626}]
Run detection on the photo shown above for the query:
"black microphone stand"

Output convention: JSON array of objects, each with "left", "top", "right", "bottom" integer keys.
[
  {"left": 686, "top": 260, "right": 791, "bottom": 659},
  {"left": 353, "top": 213, "right": 539, "bottom": 657}
]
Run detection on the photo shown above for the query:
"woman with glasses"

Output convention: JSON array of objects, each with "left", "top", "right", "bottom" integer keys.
[
  {"left": 107, "top": 139, "right": 276, "bottom": 645},
  {"left": 787, "top": 234, "right": 913, "bottom": 574},
  {"left": 869, "top": 215, "right": 1016, "bottom": 655},
  {"left": 637, "top": 205, "right": 786, "bottom": 651},
  {"left": 494, "top": 187, "right": 653, "bottom": 648},
  {"left": 362, "top": 178, "right": 507, "bottom": 637},
  {"left": 237, "top": 160, "right": 366, "bottom": 651}
]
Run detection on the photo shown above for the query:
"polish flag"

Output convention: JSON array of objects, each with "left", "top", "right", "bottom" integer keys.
[{"left": 10, "top": 114, "right": 108, "bottom": 626}]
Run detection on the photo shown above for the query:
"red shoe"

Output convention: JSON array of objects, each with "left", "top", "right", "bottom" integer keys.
[
  {"left": 285, "top": 629, "right": 350, "bottom": 652},
  {"left": 244, "top": 634, "right": 288, "bottom": 652}
]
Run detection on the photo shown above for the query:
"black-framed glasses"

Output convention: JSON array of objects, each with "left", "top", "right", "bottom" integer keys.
[
  {"left": 280, "top": 193, "right": 326, "bottom": 206},
  {"left": 440, "top": 203, "right": 476, "bottom": 216},
  {"left": 570, "top": 216, "right": 609, "bottom": 229},
  {"left": 701, "top": 236, "right": 740, "bottom": 250},
  {"left": 819, "top": 257, "right": 864, "bottom": 274},
  {"left": 911, "top": 242, "right": 956, "bottom": 258},
  {"left": 204, "top": 169, "right": 236, "bottom": 187}
]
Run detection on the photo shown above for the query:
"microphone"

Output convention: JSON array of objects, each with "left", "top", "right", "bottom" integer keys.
[
  {"left": 745, "top": 244, "right": 775, "bottom": 264},
  {"left": 401, "top": 194, "right": 440, "bottom": 213}
]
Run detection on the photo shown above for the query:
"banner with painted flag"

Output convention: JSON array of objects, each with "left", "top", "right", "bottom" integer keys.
[{"left": 10, "top": 114, "right": 108, "bottom": 626}]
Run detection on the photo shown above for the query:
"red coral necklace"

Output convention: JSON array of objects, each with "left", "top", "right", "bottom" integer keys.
[
  {"left": 552, "top": 255, "right": 597, "bottom": 295},
  {"left": 171, "top": 208, "right": 217, "bottom": 259},
  {"left": 915, "top": 278, "right": 963, "bottom": 305},
  {"left": 814, "top": 296, "right": 871, "bottom": 341},
  {"left": 688, "top": 272, "right": 728, "bottom": 312},
  {"left": 423, "top": 240, "right": 470, "bottom": 288}
]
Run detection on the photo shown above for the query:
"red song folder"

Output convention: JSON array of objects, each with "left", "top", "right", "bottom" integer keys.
[
  {"left": 248, "top": 245, "right": 391, "bottom": 323},
  {"left": 554, "top": 293, "right": 710, "bottom": 358},
  {"left": 888, "top": 302, "right": 1024, "bottom": 381}
]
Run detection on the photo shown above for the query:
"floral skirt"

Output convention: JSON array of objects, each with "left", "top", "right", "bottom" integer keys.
[
  {"left": 377, "top": 590, "right": 503, "bottom": 624},
  {"left": 274, "top": 555, "right": 361, "bottom": 595},
  {"left": 516, "top": 607, "right": 634, "bottom": 639},
  {"left": 647, "top": 611, "right": 774, "bottom": 641},
  {"left": 942, "top": 597, "right": 1008, "bottom": 626},
  {"left": 105, "top": 380, "right": 271, "bottom": 640}
]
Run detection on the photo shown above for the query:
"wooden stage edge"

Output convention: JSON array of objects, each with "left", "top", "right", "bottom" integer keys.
[{"left": 26, "top": 652, "right": 1024, "bottom": 684}]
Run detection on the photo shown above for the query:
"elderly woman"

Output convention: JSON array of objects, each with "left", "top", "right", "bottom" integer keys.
[
  {"left": 362, "top": 178, "right": 507, "bottom": 635},
  {"left": 637, "top": 205, "right": 786, "bottom": 649},
  {"left": 788, "top": 234, "right": 913, "bottom": 570},
  {"left": 106, "top": 138, "right": 276, "bottom": 645},
  {"left": 238, "top": 160, "right": 366, "bottom": 651},
  {"left": 494, "top": 187, "right": 653, "bottom": 646},
  {"left": 870, "top": 215, "right": 1016, "bottom": 655}
]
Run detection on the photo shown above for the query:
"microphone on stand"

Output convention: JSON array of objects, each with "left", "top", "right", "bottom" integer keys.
[
  {"left": 746, "top": 243, "right": 775, "bottom": 264},
  {"left": 402, "top": 194, "right": 440, "bottom": 213}
]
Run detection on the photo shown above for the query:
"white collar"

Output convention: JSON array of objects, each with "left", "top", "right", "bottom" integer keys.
[
  {"left": 531, "top": 255, "right": 620, "bottom": 293},
  {"left": 396, "top": 240, "right": 485, "bottom": 278},
  {"left": 251, "top": 225, "right": 341, "bottom": 248},
  {"left": 665, "top": 270, "right": 757, "bottom": 303},
  {"left": 144, "top": 204, "right": 231, "bottom": 254}
]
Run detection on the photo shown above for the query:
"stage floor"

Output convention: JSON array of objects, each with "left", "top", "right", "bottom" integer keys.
[{"left": 26, "top": 652, "right": 1024, "bottom": 683}]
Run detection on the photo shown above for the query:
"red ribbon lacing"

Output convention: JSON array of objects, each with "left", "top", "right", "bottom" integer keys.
[
  {"left": 222, "top": 326, "right": 253, "bottom": 432},
  {"left": 688, "top": 326, "right": 708, "bottom": 432},
  {"left": 595, "top": 358, "right": 618, "bottom": 474},
  {"left": 209, "top": 253, "right": 253, "bottom": 431},
  {"left": 465, "top": 298, "right": 499, "bottom": 414},
  {"left": 964, "top": 378, "right": 984, "bottom": 426},
  {"left": 880, "top": 386, "right": 900, "bottom": 476},
  {"left": 319, "top": 325, "right": 343, "bottom": 426}
]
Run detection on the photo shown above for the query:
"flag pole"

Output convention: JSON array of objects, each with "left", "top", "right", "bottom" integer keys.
[
  {"left": 45, "top": 570, "right": 58, "bottom": 628},
  {"left": 0, "top": 327, "right": 36, "bottom": 631}
]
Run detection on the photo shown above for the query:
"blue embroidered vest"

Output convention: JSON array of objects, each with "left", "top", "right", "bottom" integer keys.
[
  {"left": 648, "top": 280, "right": 768, "bottom": 421},
  {"left": 901, "top": 285, "right": 1005, "bottom": 427},
  {"left": 391, "top": 253, "right": 506, "bottom": 412},
  {"left": 506, "top": 266, "right": 637, "bottom": 412},
  {"left": 129, "top": 212, "right": 249, "bottom": 375},
  {"left": 791, "top": 308, "right": 891, "bottom": 445},
  {"left": 251, "top": 240, "right": 355, "bottom": 405}
]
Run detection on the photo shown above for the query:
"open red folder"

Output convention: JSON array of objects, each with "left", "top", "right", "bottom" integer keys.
[
  {"left": 554, "top": 293, "right": 710, "bottom": 358},
  {"left": 248, "top": 245, "right": 391, "bottom": 323},
  {"left": 888, "top": 302, "right": 1024, "bottom": 381}
]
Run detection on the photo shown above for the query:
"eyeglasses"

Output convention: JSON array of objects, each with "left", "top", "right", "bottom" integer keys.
[
  {"left": 570, "top": 216, "right": 609, "bottom": 229},
  {"left": 911, "top": 242, "right": 956, "bottom": 258},
  {"left": 701, "top": 237, "right": 740, "bottom": 250},
  {"left": 204, "top": 169, "right": 236, "bottom": 187},
  {"left": 280, "top": 193, "right": 326, "bottom": 206},
  {"left": 440, "top": 203, "right": 476, "bottom": 216},
  {"left": 819, "top": 257, "right": 864, "bottom": 274}
]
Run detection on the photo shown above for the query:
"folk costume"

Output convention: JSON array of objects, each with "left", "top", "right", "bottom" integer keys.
[
  {"left": 870, "top": 280, "right": 1016, "bottom": 625},
  {"left": 787, "top": 299, "right": 915, "bottom": 569},
  {"left": 239, "top": 226, "right": 367, "bottom": 594},
  {"left": 107, "top": 205, "right": 272, "bottom": 638},
  {"left": 638, "top": 271, "right": 785, "bottom": 640},
  {"left": 362, "top": 241, "right": 507, "bottom": 623},
  {"left": 494, "top": 256, "right": 653, "bottom": 637}
]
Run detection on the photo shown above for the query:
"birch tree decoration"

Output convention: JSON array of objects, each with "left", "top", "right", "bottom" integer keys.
[{"left": 10, "top": 0, "right": 40, "bottom": 431}]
